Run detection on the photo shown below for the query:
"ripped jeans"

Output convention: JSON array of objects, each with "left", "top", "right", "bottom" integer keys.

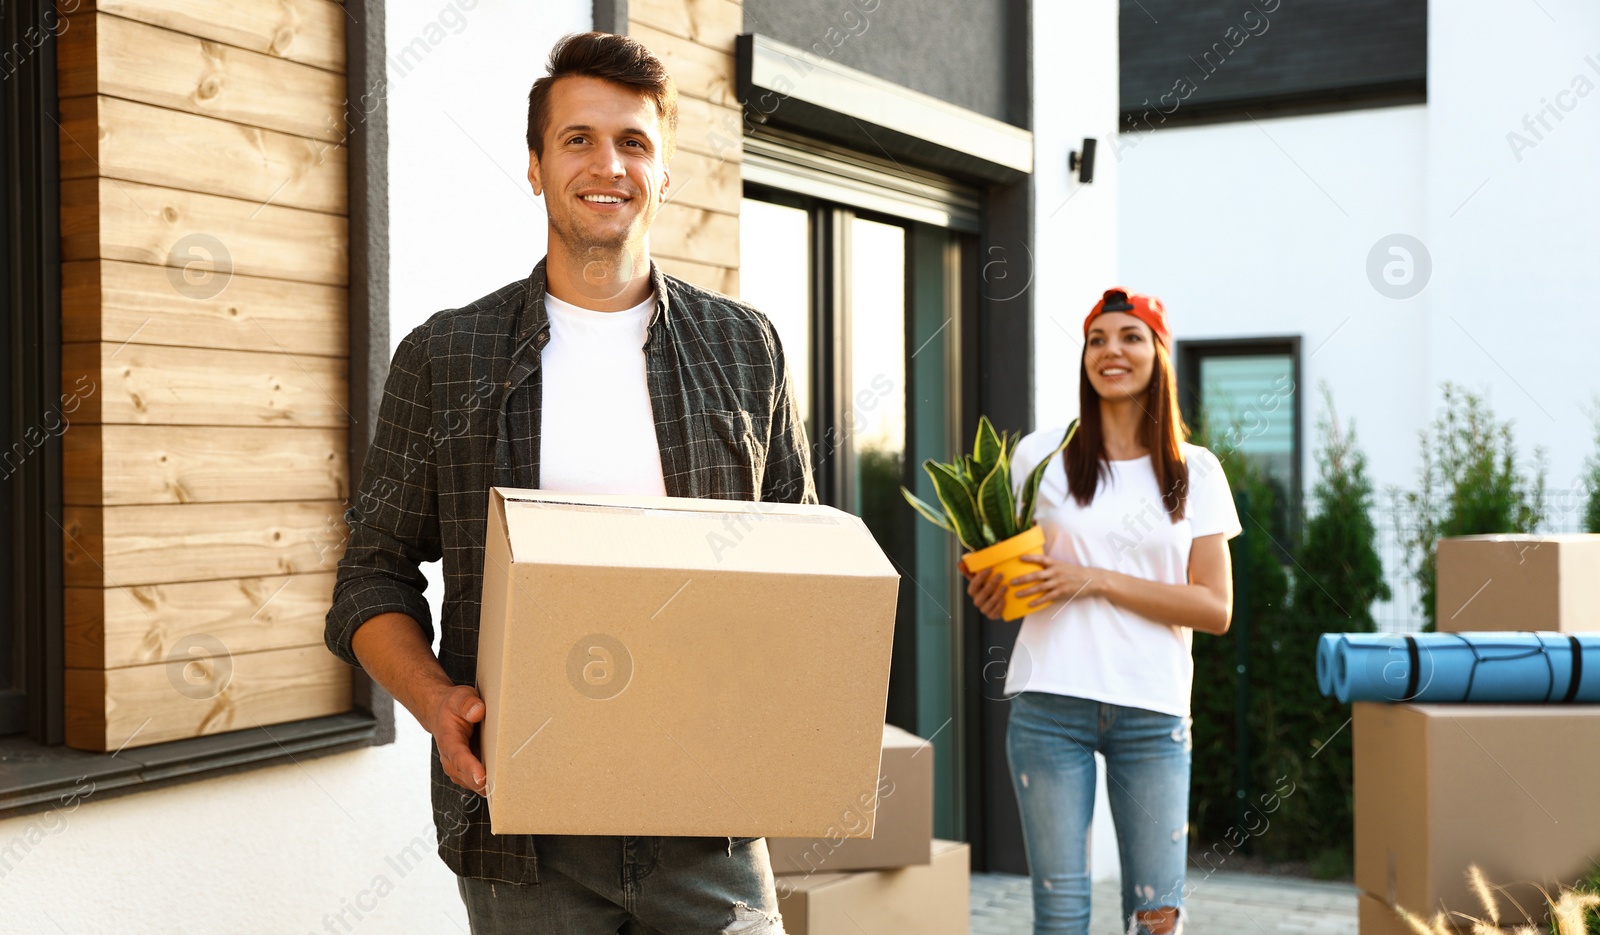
[
  {"left": 1006, "top": 692, "right": 1191, "bottom": 935},
  {"left": 457, "top": 835, "right": 784, "bottom": 934}
]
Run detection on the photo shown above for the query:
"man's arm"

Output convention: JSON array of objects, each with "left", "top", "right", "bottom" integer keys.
[
  {"left": 760, "top": 333, "right": 818, "bottom": 505},
  {"left": 327, "top": 325, "right": 440, "bottom": 662},
  {"left": 325, "top": 324, "right": 486, "bottom": 792},
  {"left": 353, "top": 613, "right": 487, "bottom": 793}
]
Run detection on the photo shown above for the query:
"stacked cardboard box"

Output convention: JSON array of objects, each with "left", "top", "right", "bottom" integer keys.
[
  {"left": 1353, "top": 702, "right": 1600, "bottom": 931},
  {"left": 769, "top": 724, "right": 970, "bottom": 934},
  {"left": 475, "top": 488, "right": 901, "bottom": 837},
  {"left": 1355, "top": 534, "right": 1600, "bottom": 932},
  {"left": 767, "top": 723, "right": 934, "bottom": 874},
  {"left": 775, "top": 839, "right": 970, "bottom": 935},
  {"left": 1435, "top": 534, "right": 1600, "bottom": 632},
  {"left": 472, "top": 488, "right": 968, "bottom": 931},
  {"left": 1357, "top": 890, "right": 1414, "bottom": 935}
]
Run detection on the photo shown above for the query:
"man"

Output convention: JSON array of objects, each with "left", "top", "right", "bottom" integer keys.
[{"left": 325, "top": 32, "right": 811, "bottom": 934}]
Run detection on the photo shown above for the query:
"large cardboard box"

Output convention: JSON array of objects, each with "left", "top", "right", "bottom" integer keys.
[
  {"left": 1436, "top": 534, "right": 1600, "bottom": 632},
  {"left": 775, "top": 839, "right": 969, "bottom": 935},
  {"left": 1359, "top": 891, "right": 1517, "bottom": 935},
  {"left": 1358, "top": 890, "right": 1410, "bottom": 935},
  {"left": 767, "top": 723, "right": 934, "bottom": 874},
  {"left": 1354, "top": 702, "right": 1600, "bottom": 927},
  {"left": 476, "top": 488, "right": 900, "bottom": 836}
]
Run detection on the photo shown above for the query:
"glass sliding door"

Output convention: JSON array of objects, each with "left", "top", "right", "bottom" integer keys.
[
  {"left": 905, "top": 223, "right": 965, "bottom": 842},
  {"left": 740, "top": 190, "right": 970, "bottom": 840},
  {"left": 844, "top": 216, "right": 907, "bottom": 570},
  {"left": 738, "top": 197, "right": 814, "bottom": 438}
]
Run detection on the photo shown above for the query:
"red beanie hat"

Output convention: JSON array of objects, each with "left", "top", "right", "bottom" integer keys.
[{"left": 1082, "top": 287, "right": 1170, "bottom": 345}]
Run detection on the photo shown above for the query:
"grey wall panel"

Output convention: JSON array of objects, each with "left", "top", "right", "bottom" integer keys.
[
  {"left": 345, "top": 0, "right": 397, "bottom": 747},
  {"left": 1120, "top": 0, "right": 1426, "bottom": 123},
  {"left": 745, "top": 0, "right": 1012, "bottom": 123}
]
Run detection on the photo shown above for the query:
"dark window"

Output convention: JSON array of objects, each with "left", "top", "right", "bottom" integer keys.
[
  {"left": 3, "top": 0, "right": 66, "bottom": 741},
  {"left": 1120, "top": 0, "right": 1427, "bottom": 128},
  {"left": 1, "top": 262, "right": 15, "bottom": 738},
  {"left": 1176, "top": 337, "right": 1301, "bottom": 546},
  {"left": 1, "top": 205, "right": 14, "bottom": 736}
]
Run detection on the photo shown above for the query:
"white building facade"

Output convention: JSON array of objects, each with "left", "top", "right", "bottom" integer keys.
[{"left": 1093, "top": 0, "right": 1597, "bottom": 630}]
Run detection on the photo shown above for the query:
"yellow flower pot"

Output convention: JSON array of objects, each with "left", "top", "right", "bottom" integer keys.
[{"left": 960, "top": 524, "right": 1047, "bottom": 621}]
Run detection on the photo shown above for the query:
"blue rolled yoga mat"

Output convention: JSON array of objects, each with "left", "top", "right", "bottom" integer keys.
[
  {"left": 1316, "top": 633, "right": 1341, "bottom": 697},
  {"left": 1316, "top": 631, "right": 1600, "bottom": 704}
]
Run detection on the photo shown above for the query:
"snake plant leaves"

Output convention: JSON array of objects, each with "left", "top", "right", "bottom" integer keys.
[
  {"left": 973, "top": 416, "right": 1005, "bottom": 481},
  {"left": 901, "top": 488, "right": 955, "bottom": 534},
  {"left": 1019, "top": 419, "right": 1079, "bottom": 530},
  {"left": 977, "top": 454, "right": 1018, "bottom": 542},
  {"left": 901, "top": 415, "right": 1077, "bottom": 552},
  {"left": 925, "top": 459, "right": 984, "bottom": 550}
]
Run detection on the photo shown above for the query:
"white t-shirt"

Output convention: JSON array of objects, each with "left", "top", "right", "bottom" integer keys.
[
  {"left": 1002, "top": 429, "right": 1242, "bottom": 717},
  {"left": 537, "top": 291, "right": 667, "bottom": 496}
]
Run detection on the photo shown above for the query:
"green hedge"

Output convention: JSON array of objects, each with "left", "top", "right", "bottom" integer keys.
[
  {"left": 1399, "top": 383, "right": 1546, "bottom": 631},
  {"left": 1189, "top": 390, "right": 1388, "bottom": 875},
  {"left": 1584, "top": 399, "right": 1600, "bottom": 534}
]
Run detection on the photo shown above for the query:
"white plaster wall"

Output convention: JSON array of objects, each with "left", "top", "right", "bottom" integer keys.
[
  {"left": 1033, "top": 0, "right": 1121, "bottom": 431},
  {"left": 1118, "top": 103, "right": 1431, "bottom": 496},
  {"left": 0, "top": 2, "right": 590, "bottom": 931},
  {"left": 1115, "top": 54, "right": 1433, "bottom": 632},
  {"left": 1423, "top": 0, "right": 1600, "bottom": 512},
  {"left": 1, "top": 718, "right": 454, "bottom": 935},
  {"left": 388, "top": 0, "right": 570, "bottom": 339},
  {"left": 1117, "top": 1, "right": 1600, "bottom": 508},
  {"left": 1117, "top": 0, "right": 1600, "bottom": 624},
  {"left": 1032, "top": 0, "right": 1124, "bottom": 885},
  {"left": 386, "top": 0, "right": 584, "bottom": 641}
]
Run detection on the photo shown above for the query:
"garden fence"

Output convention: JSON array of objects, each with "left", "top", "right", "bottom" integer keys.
[{"left": 1364, "top": 488, "right": 1592, "bottom": 633}]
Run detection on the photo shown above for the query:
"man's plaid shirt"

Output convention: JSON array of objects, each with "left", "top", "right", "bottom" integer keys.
[{"left": 325, "top": 259, "right": 817, "bottom": 883}]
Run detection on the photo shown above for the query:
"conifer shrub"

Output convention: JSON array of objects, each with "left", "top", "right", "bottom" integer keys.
[{"left": 1399, "top": 383, "right": 1546, "bottom": 631}]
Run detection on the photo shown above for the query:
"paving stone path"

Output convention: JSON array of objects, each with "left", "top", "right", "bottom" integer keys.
[{"left": 970, "top": 871, "right": 1360, "bottom": 935}]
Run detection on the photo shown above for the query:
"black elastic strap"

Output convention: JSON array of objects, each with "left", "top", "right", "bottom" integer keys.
[
  {"left": 1563, "top": 635, "right": 1584, "bottom": 703},
  {"left": 1403, "top": 636, "right": 1421, "bottom": 701}
]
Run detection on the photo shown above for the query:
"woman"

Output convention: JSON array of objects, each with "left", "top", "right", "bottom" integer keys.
[{"left": 966, "top": 288, "right": 1241, "bottom": 935}]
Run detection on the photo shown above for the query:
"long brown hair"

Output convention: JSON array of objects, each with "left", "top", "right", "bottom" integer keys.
[{"left": 1065, "top": 334, "right": 1191, "bottom": 520}]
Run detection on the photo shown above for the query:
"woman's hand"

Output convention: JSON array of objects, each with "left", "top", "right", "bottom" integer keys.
[
  {"left": 960, "top": 564, "right": 1008, "bottom": 620},
  {"left": 1010, "top": 553, "right": 1104, "bottom": 610}
]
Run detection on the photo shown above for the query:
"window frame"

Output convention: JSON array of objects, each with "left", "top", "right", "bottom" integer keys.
[
  {"left": 1175, "top": 335, "right": 1304, "bottom": 544},
  {"left": 0, "top": 0, "right": 394, "bottom": 818},
  {"left": 743, "top": 182, "right": 931, "bottom": 509}
]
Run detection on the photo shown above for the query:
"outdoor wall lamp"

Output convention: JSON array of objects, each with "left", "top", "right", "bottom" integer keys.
[{"left": 1069, "top": 138, "right": 1097, "bottom": 183}]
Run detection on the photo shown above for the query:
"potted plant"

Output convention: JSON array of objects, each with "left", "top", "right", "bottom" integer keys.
[{"left": 901, "top": 416, "right": 1078, "bottom": 621}]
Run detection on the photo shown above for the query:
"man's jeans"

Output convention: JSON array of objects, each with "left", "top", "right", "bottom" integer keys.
[
  {"left": 457, "top": 834, "right": 785, "bottom": 934},
  {"left": 1006, "top": 692, "right": 1191, "bottom": 935}
]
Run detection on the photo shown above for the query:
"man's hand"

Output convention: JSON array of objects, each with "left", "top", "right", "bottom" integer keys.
[
  {"left": 428, "top": 684, "right": 488, "bottom": 794},
  {"left": 350, "top": 613, "right": 491, "bottom": 795}
]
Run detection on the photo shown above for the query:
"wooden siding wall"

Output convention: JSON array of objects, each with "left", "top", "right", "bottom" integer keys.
[
  {"left": 56, "top": 0, "right": 353, "bottom": 751},
  {"left": 628, "top": 0, "right": 742, "bottom": 296}
]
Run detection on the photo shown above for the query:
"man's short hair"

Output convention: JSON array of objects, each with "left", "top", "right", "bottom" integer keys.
[{"left": 526, "top": 32, "right": 679, "bottom": 161}]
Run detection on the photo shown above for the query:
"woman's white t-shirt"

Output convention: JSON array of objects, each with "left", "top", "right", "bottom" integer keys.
[{"left": 1002, "top": 429, "right": 1242, "bottom": 718}]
